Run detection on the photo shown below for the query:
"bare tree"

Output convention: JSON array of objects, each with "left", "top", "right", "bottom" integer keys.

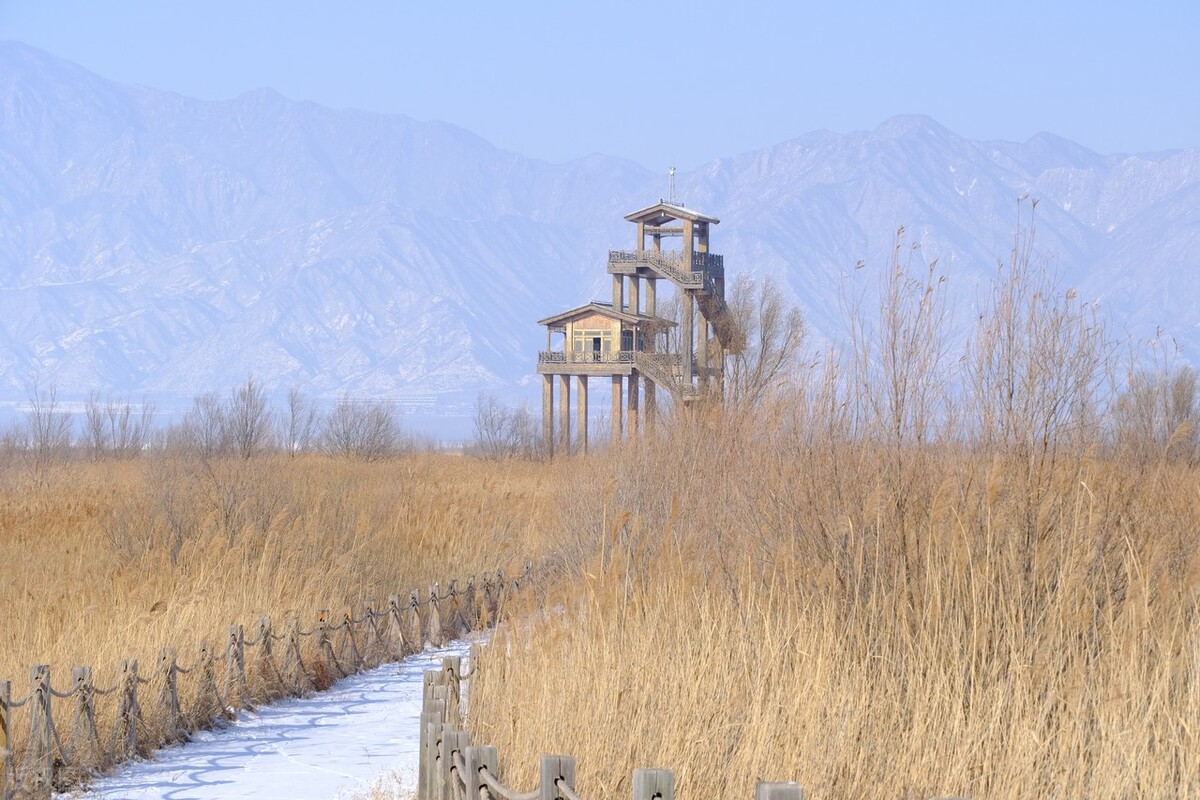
[
  {"left": 967, "top": 200, "right": 1110, "bottom": 461},
  {"left": 724, "top": 274, "right": 806, "bottom": 411},
  {"left": 109, "top": 396, "right": 156, "bottom": 458},
  {"left": 322, "top": 396, "right": 401, "bottom": 461},
  {"left": 1113, "top": 339, "right": 1197, "bottom": 463},
  {"left": 847, "top": 229, "right": 951, "bottom": 450},
  {"left": 83, "top": 391, "right": 107, "bottom": 458},
  {"left": 473, "top": 393, "right": 537, "bottom": 459},
  {"left": 83, "top": 392, "right": 155, "bottom": 459},
  {"left": 25, "top": 379, "right": 73, "bottom": 476},
  {"left": 281, "top": 386, "right": 321, "bottom": 456},
  {"left": 181, "top": 391, "right": 229, "bottom": 458},
  {"left": 225, "top": 376, "right": 272, "bottom": 459}
]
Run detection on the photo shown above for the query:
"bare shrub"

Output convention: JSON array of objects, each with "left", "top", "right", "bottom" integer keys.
[
  {"left": 225, "top": 376, "right": 273, "bottom": 459},
  {"left": 967, "top": 200, "right": 1111, "bottom": 461},
  {"left": 281, "top": 386, "right": 322, "bottom": 456},
  {"left": 82, "top": 392, "right": 155, "bottom": 459},
  {"left": 1113, "top": 338, "right": 1197, "bottom": 463},
  {"left": 322, "top": 396, "right": 401, "bottom": 461},
  {"left": 180, "top": 391, "right": 230, "bottom": 457},
  {"left": 724, "top": 274, "right": 806, "bottom": 411},
  {"left": 25, "top": 379, "right": 73, "bottom": 479},
  {"left": 472, "top": 393, "right": 537, "bottom": 459}
]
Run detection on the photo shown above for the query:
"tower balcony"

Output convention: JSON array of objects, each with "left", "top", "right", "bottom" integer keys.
[{"left": 607, "top": 250, "right": 724, "bottom": 288}]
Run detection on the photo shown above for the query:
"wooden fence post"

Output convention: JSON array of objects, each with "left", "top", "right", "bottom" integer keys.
[
  {"left": 423, "top": 720, "right": 447, "bottom": 800},
  {"left": 158, "top": 648, "right": 181, "bottom": 743},
  {"left": 445, "top": 580, "right": 464, "bottom": 636},
  {"left": 387, "top": 595, "right": 405, "bottom": 657},
  {"left": 418, "top": 688, "right": 447, "bottom": 800},
  {"left": 480, "top": 573, "right": 494, "bottom": 625},
  {"left": 441, "top": 657, "right": 462, "bottom": 724},
  {"left": 363, "top": 598, "right": 380, "bottom": 664},
  {"left": 463, "top": 745, "right": 497, "bottom": 800},
  {"left": 540, "top": 755, "right": 577, "bottom": 800},
  {"left": 633, "top": 768, "right": 675, "bottom": 800},
  {"left": 115, "top": 659, "right": 140, "bottom": 759},
  {"left": 0, "top": 680, "right": 10, "bottom": 800},
  {"left": 226, "top": 625, "right": 246, "bottom": 707},
  {"left": 431, "top": 685, "right": 457, "bottom": 729},
  {"left": 197, "top": 640, "right": 224, "bottom": 719},
  {"left": 23, "top": 665, "right": 53, "bottom": 793},
  {"left": 284, "top": 618, "right": 310, "bottom": 694},
  {"left": 255, "top": 616, "right": 274, "bottom": 698},
  {"left": 755, "top": 782, "right": 804, "bottom": 800},
  {"left": 69, "top": 666, "right": 100, "bottom": 770},
  {"left": 438, "top": 730, "right": 469, "bottom": 800},
  {"left": 495, "top": 569, "right": 507, "bottom": 617},
  {"left": 427, "top": 585, "right": 443, "bottom": 647},
  {"left": 463, "top": 576, "right": 477, "bottom": 631},
  {"left": 341, "top": 605, "right": 363, "bottom": 670},
  {"left": 407, "top": 592, "right": 423, "bottom": 651}
]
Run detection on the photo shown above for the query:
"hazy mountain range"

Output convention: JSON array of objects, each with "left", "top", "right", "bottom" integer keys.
[{"left": 1, "top": 41, "right": 1197, "bottom": 425}]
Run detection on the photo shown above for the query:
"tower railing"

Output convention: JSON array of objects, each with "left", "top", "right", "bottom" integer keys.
[
  {"left": 607, "top": 250, "right": 723, "bottom": 289},
  {"left": 538, "top": 350, "right": 637, "bottom": 365}
]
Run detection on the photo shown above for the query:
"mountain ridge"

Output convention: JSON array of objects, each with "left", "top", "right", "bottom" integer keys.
[{"left": 1, "top": 41, "right": 1197, "bottom": 419}]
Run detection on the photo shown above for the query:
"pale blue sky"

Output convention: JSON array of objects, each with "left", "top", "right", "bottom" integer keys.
[{"left": 2, "top": 0, "right": 1197, "bottom": 169}]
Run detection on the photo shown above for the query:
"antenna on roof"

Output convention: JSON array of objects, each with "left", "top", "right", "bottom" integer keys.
[{"left": 667, "top": 166, "right": 677, "bottom": 206}]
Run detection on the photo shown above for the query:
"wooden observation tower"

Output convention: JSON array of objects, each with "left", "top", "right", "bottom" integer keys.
[{"left": 537, "top": 190, "right": 733, "bottom": 455}]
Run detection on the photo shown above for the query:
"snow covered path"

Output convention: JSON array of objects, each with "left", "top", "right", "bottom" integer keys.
[{"left": 62, "top": 640, "right": 473, "bottom": 800}]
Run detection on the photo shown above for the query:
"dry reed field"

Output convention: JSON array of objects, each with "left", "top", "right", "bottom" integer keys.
[
  {"left": 463, "top": 236, "right": 1200, "bottom": 799},
  {"left": 469, "top": 421, "right": 1200, "bottom": 799},
  {"left": 0, "top": 452, "right": 555, "bottom": 704}
]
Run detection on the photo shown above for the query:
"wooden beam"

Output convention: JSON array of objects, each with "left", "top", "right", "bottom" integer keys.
[
  {"left": 576, "top": 376, "right": 588, "bottom": 454},
  {"left": 627, "top": 370, "right": 639, "bottom": 437},
  {"left": 611, "top": 376, "right": 622, "bottom": 445},
  {"left": 542, "top": 374, "right": 554, "bottom": 457},
  {"left": 558, "top": 374, "right": 571, "bottom": 455}
]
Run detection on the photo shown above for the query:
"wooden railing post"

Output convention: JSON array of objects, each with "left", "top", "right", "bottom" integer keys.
[
  {"left": 755, "top": 782, "right": 804, "bottom": 800},
  {"left": 540, "top": 755, "right": 577, "bottom": 800},
  {"left": 69, "top": 666, "right": 100, "bottom": 770},
  {"left": 427, "top": 585, "right": 443, "bottom": 647},
  {"left": 495, "top": 569, "right": 507, "bottom": 617},
  {"left": 255, "top": 616, "right": 274, "bottom": 697},
  {"left": 284, "top": 618, "right": 309, "bottom": 694},
  {"left": 0, "top": 680, "right": 10, "bottom": 800},
  {"left": 424, "top": 720, "right": 448, "bottom": 800},
  {"left": 446, "top": 580, "right": 465, "bottom": 636},
  {"left": 441, "top": 657, "right": 462, "bottom": 724},
  {"left": 407, "top": 591, "right": 423, "bottom": 649},
  {"left": 115, "top": 659, "right": 140, "bottom": 758},
  {"left": 197, "top": 640, "right": 223, "bottom": 719},
  {"left": 226, "top": 625, "right": 246, "bottom": 706},
  {"left": 439, "top": 730, "right": 468, "bottom": 800},
  {"left": 463, "top": 745, "right": 497, "bottom": 800},
  {"left": 419, "top": 685, "right": 447, "bottom": 800},
  {"left": 482, "top": 572, "right": 497, "bottom": 623},
  {"left": 387, "top": 594, "right": 405, "bottom": 657},
  {"left": 158, "top": 648, "right": 181, "bottom": 743},
  {"left": 23, "top": 665, "right": 53, "bottom": 793},
  {"left": 363, "top": 598, "right": 380, "bottom": 664},
  {"left": 463, "top": 576, "right": 478, "bottom": 631},
  {"left": 633, "top": 768, "right": 675, "bottom": 800}
]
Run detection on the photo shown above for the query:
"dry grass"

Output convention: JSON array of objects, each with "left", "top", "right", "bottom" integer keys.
[
  {"left": 0, "top": 452, "right": 555, "bottom": 698},
  {"left": 467, "top": 416, "right": 1200, "bottom": 799}
]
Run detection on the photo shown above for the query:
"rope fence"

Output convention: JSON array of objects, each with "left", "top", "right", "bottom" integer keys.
[
  {"left": 0, "top": 566, "right": 528, "bottom": 800},
  {"left": 420, "top": 649, "right": 807, "bottom": 800}
]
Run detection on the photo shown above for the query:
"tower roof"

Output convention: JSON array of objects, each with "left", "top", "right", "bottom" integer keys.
[
  {"left": 537, "top": 301, "right": 674, "bottom": 329},
  {"left": 624, "top": 202, "right": 720, "bottom": 226}
]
